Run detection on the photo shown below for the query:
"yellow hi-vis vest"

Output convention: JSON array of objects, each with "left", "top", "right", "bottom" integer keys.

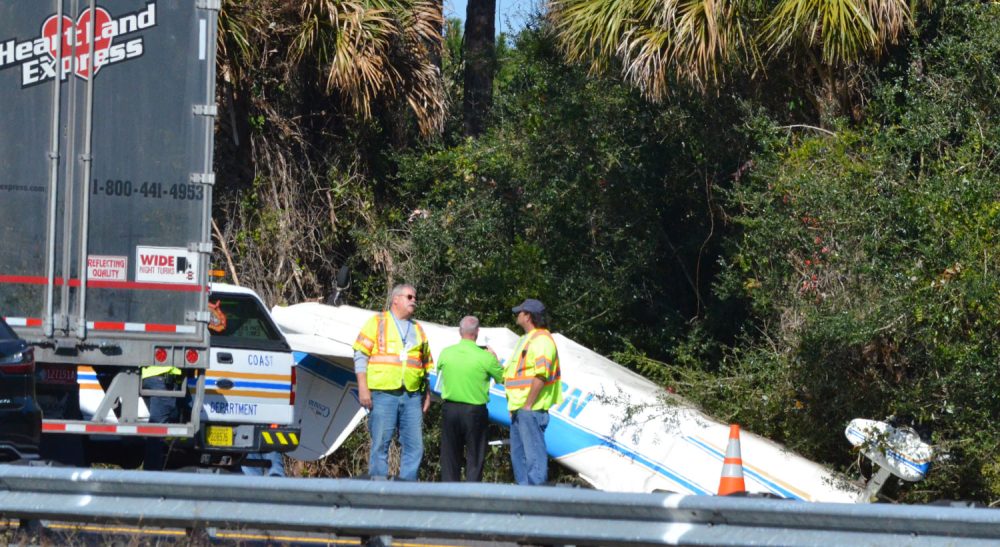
[
  {"left": 504, "top": 328, "right": 563, "bottom": 411},
  {"left": 353, "top": 311, "right": 434, "bottom": 392},
  {"left": 141, "top": 365, "right": 182, "bottom": 379}
]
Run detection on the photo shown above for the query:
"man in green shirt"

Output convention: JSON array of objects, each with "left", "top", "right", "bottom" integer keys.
[{"left": 436, "top": 316, "right": 504, "bottom": 481}]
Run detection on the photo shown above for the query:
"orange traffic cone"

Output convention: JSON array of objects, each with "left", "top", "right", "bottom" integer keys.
[{"left": 717, "top": 423, "right": 746, "bottom": 496}]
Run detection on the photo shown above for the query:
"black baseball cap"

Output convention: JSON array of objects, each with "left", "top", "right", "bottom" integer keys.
[{"left": 512, "top": 298, "right": 545, "bottom": 314}]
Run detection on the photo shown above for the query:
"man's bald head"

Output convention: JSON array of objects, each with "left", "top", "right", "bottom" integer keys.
[{"left": 458, "top": 316, "right": 479, "bottom": 340}]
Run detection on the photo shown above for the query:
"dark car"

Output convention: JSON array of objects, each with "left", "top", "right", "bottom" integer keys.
[{"left": 0, "top": 317, "right": 41, "bottom": 461}]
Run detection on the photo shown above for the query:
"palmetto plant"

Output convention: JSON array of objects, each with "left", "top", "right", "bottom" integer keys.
[
  {"left": 550, "top": 0, "right": 749, "bottom": 97},
  {"left": 219, "top": 0, "right": 445, "bottom": 136},
  {"left": 762, "top": 0, "right": 910, "bottom": 64},
  {"left": 212, "top": 1, "right": 447, "bottom": 308},
  {"left": 549, "top": 0, "right": 913, "bottom": 103},
  {"left": 217, "top": 0, "right": 270, "bottom": 86}
]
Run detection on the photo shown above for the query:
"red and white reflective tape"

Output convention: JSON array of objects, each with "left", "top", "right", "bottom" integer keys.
[
  {"left": 4, "top": 317, "right": 196, "bottom": 334},
  {"left": 87, "top": 321, "right": 197, "bottom": 334},
  {"left": 43, "top": 421, "right": 191, "bottom": 436},
  {"left": 0, "top": 274, "right": 207, "bottom": 293},
  {"left": 2, "top": 317, "right": 43, "bottom": 327}
]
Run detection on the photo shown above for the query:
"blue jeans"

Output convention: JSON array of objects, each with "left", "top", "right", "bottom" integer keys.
[
  {"left": 510, "top": 409, "right": 549, "bottom": 485},
  {"left": 142, "top": 374, "right": 184, "bottom": 471},
  {"left": 242, "top": 451, "right": 286, "bottom": 477},
  {"left": 368, "top": 390, "right": 424, "bottom": 481}
]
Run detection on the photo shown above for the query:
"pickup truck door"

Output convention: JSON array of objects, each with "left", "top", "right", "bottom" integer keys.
[{"left": 198, "top": 292, "right": 294, "bottom": 425}]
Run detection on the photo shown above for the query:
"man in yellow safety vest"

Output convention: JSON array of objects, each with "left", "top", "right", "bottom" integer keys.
[
  {"left": 352, "top": 283, "right": 434, "bottom": 480},
  {"left": 141, "top": 364, "right": 183, "bottom": 470},
  {"left": 504, "top": 298, "right": 563, "bottom": 485}
]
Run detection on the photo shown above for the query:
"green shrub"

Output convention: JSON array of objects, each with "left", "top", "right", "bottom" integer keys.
[{"left": 713, "top": 2, "right": 1000, "bottom": 502}]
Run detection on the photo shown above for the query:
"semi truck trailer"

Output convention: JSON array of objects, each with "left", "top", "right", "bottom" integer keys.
[{"left": 0, "top": 1, "right": 297, "bottom": 469}]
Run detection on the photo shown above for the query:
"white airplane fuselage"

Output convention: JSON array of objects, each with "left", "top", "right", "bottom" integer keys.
[{"left": 271, "top": 303, "right": 862, "bottom": 502}]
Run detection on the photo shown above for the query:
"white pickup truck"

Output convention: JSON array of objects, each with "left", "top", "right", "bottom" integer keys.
[
  {"left": 185, "top": 283, "right": 298, "bottom": 462},
  {"left": 40, "top": 283, "right": 299, "bottom": 469}
]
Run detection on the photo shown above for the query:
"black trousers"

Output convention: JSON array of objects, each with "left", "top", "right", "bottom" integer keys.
[{"left": 440, "top": 401, "right": 489, "bottom": 482}]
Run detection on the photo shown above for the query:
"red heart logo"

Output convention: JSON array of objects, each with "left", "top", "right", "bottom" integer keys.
[{"left": 41, "top": 8, "right": 113, "bottom": 80}]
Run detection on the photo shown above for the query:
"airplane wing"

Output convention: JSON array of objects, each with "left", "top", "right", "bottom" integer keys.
[
  {"left": 270, "top": 304, "right": 371, "bottom": 461},
  {"left": 272, "top": 302, "right": 862, "bottom": 501}
]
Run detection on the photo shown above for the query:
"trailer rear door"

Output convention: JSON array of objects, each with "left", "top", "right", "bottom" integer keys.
[{"left": 0, "top": 1, "right": 217, "bottom": 366}]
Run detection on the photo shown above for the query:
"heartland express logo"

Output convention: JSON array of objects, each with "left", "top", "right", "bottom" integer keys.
[{"left": 0, "top": 2, "right": 157, "bottom": 87}]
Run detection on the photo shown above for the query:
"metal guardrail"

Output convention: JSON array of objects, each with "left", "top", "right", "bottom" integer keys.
[{"left": 0, "top": 464, "right": 998, "bottom": 546}]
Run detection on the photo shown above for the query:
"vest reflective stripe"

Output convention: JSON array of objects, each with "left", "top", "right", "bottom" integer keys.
[
  {"left": 366, "top": 355, "right": 426, "bottom": 369},
  {"left": 507, "top": 336, "right": 531, "bottom": 382},
  {"left": 505, "top": 377, "right": 560, "bottom": 389},
  {"left": 412, "top": 322, "right": 429, "bottom": 372},
  {"left": 534, "top": 355, "right": 558, "bottom": 377},
  {"left": 376, "top": 314, "right": 388, "bottom": 353},
  {"left": 413, "top": 322, "right": 428, "bottom": 347},
  {"left": 355, "top": 332, "right": 375, "bottom": 352}
]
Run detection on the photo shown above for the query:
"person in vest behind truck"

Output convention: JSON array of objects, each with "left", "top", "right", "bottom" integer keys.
[
  {"left": 141, "top": 364, "right": 185, "bottom": 471},
  {"left": 436, "top": 316, "right": 504, "bottom": 482},
  {"left": 353, "top": 283, "right": 434, "bottom": 480},
  {"left": 505, "top": 299, "right": 563, "bottom": 485}
]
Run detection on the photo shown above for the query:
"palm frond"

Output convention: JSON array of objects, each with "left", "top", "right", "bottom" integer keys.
[
  {"left": 282, "top": 0, "right": 444, "bottom": 136},
  {"left": 551, "top": 0, "right": 747, "bottom": 99},
  {"left": 763, "top": 0, "right": 911, "bottom": 65},
  {"left": 550, "top": 0, "right": 638, "bottom": 74},
  {"left": 218, "top": 0, "right": 272, "bottom": 83}
]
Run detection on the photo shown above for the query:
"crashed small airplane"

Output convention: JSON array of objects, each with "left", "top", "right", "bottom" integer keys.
[{"left": 273, "top": 302, "right": 876, "bottom": 502}]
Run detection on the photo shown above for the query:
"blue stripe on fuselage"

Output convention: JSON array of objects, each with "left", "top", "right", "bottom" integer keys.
[
  {"left": 477, "top": 379, "right": 709, "bottom": 495},
  {"left": 845, "top": 428, "right": 930, "bottom": 477},
  {"left": 685, "top": 436, "right": 801, "bottom": 500},
  {"left": 294, "top": 351, "right": 357, "bottom": 386}
]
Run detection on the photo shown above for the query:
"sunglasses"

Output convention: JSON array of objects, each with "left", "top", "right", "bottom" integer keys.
[{"left": 400, "top": 294, "right": 417, "bottom": 301}]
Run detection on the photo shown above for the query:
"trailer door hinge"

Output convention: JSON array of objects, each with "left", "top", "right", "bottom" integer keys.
[
  {"left": 187, "top": 311, "right": 211, "bottom": 323},
  {"left": 193, "top": 104, "right": 218, "bottom": 117},
  {"left": 190, "top": 173, "right": 216, "bottom": 185},
  {"left": 189, "top": 242, "right": 213, "bottom": 254},
  {"left": 51, "top": 314, "right": 70, "bottom": 331},
  {"left": 196, "top": 0, "right": 222, "bottom": 10}
]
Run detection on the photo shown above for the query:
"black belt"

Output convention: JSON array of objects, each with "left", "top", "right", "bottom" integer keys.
[
  {"left": 443, "top": 400, "right": 487, "bottom": 407},
  {"left": 372, "top": 388, "right": 420, "bottom": 395}
]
